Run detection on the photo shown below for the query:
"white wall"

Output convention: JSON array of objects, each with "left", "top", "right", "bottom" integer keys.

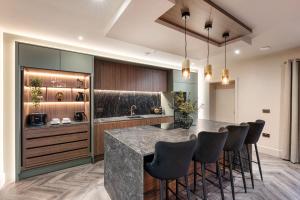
[
  {"left": 201, "top": 48, "right": 300, "bottom": 157},
  {"left": 0, "top": 30, "right": 4, "bottom": 188}
]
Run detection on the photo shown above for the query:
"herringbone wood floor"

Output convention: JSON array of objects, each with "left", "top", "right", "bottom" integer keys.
[{"left": 1, "top": 154, "right": 300, "bottom": 200}]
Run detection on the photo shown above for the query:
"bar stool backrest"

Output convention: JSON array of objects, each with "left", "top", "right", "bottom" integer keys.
[
  {"left": 245, "top": 120, "right": 265, "bottom": 144},
  {"left": 147, "top": 139, "right": 197, "bottom": 180},
  {"left": 224, "top": 123, "right": 249, "bottom": 151},
  {"left": 193, "top": 128, "right": 228, "bottom": 163}
]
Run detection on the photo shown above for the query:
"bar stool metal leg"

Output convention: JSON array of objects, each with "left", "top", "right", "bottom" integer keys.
[
  {"left": 223, "top": 151, "right": 226, "bottom": 175},
  {"left": 175, "top": 179, "right": 179, "bottom": 200},
  {"left": 165, "top": 180, "right": 169, "bottom": 200},
  {"left": 246, "top": 144, "right": 254, "bottom": 188},
  {"left": 228, "top": 152, "right": 235, "bottom": 200},
  {"left": 201, "top": 163, "right": 207, "bottom": 200},
  {"left": 184, "top": 175, "right": 191, "bottom": 200},
  {"left": 216, "top": 161, "right": 225, "bottom": 200},
  {"left": 159, "top": 180, "right": 164, "bottom": 200},
  {"left": 255, "top": 144, "right": 263, "bottom": 181},
  {"left": 238, "top": 151, "right": 247, "bottom": 193},
  {"left": 194, "top": 161, "right": 197, "bottom": 192}
]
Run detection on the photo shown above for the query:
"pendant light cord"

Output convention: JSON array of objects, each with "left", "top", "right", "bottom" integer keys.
[
  {"left": 184, "top": 16, "right": 187, "bottom": 59},
  {"left": 207, "top": 27, "right": 210, "bottom": 65},
  {"left": 224, "top": 35, "right": 227, "bottom": 69}
]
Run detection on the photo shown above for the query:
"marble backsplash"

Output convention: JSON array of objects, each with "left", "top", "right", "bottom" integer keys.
[{"left": 94, "top": 91, "right": 161, "bottom": 118}]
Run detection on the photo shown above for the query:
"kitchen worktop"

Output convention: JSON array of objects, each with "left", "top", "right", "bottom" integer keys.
[
  {"left": 94, "top": 114, "right": 173, "bottom": 123},
  {"left": 24, "top": 121, "right": 89, "bottom": 130},
  {"left": 104, "top": 119, "right": 234, "bottom": 200},
  {"left": 105, "top": 119, "right": 233, "bottom": 156}
]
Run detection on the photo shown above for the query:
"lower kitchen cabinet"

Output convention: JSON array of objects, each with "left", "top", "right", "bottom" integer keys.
[
  {"left": 22, "top": 123, "right": 90, "bottom": 170},
  {"left": 93, "top": 116, "right": 174, "bottom": 158}
]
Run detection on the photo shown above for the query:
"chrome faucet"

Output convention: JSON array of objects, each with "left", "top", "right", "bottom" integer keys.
[{"left": 130, "top": 105, "right": 137, "bottom": 116}]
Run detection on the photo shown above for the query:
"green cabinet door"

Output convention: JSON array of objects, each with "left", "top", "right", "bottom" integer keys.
[
  {"left": 18, "top": 43, "right": 60, "bottom": 70},
  {"left": 60, "top": 51, "right": 93, "bottom": 73}
]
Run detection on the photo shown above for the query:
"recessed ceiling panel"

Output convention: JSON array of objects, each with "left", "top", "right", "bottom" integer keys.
[{"left": 157, "top": 0, "right": 252, "bottom": 46}]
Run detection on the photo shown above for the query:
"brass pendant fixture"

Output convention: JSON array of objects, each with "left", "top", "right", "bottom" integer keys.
[
  {"left": 181, "top": 8, "right": 190, "bottom": 79},
  {"left": 204, "top": 21, "right": 212, "bottom": 81},
  {"left": 221, "top": 32, "right": 230, "bottom": 85}
]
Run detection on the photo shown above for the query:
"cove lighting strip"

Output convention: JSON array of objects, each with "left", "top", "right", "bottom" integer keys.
[
  {"left": 94, "top": 90, "right": 161, "bottom": 95},
  {"left": 24, "top": 102, "right": 86, "bottom": 105},
  {"left": 24, "top": 71, "right": 88, "bottom": 79}
]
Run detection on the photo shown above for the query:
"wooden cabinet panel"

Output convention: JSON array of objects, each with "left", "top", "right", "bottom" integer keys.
[
  {"left": 152, "top": 69, "right": 167, "bottom": 92},
  {"left": 100, "top": 61, "right": 116, "bottom": 90},
  {"left": 94, "top": 116, "right": 174, "bottom": 157},
  {"left": 94, "top": 59, "right": 168, "bottom": 91}
]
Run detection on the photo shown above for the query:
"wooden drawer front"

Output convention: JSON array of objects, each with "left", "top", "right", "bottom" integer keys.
[
  {"left": 23, "top": 124, "right": 90, "bottom": 170},
  {"left": 25, "top": 140, "right": 89, "bottom": 158},
  {"left": 24, "top": 124, "right": 89, "bottom": 139},
  {"left": 25, "top": 132, "right": 88, "bottom": 148},
  {"left": 24, "top": 148, "right": 89, "bottom": 168}
]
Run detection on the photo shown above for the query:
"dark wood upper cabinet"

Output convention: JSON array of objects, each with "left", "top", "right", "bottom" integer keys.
[{"left": 94, "top": 59, "right": 168, "bottom": 92}]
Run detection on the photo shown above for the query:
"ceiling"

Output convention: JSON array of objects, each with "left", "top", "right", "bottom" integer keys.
[{"left": 0, "top": 0, "right": 300, "bottom": 70}]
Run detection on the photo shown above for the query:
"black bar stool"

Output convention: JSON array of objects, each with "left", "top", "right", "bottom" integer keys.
[
  {"left": 223, "top": 123, "right": 249, "bottom": 200},
  {"left": 244, "top": 120, "right": 265, "bottom": 188},
  {"left": 144, "top": 140, "right": 197, "bottom": 200},
  {"left": 193, "top": 128, "right": 228, "bottom": 200}
]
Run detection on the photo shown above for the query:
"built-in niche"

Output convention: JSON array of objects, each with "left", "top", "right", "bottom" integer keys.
[{"left": 94, "top": 90, "right": 161, "bottom": 118}]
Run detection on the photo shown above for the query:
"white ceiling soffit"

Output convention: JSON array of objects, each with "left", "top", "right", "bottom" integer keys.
[
  {"left": 0, "top": 0, "right": 193, "bottom": 69},
  {"left": 107, "top": 0, "right": 300, "bottom": 61},
  {"left": 106, "top": 0, "right": 251, "bottom": 60}
]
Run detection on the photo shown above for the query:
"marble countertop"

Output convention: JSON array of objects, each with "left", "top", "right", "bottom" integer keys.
[
  {"left": 94, "top": 114, "right": 173, "bottom": 123},
  {"left": 105, "top": 119, "right": 233, "bottom": 156}
]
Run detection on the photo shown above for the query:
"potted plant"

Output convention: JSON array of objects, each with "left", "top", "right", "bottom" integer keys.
[
  {"left": 30, "top": 78, "right": 43, "bottom": 108},
  {"left": 27, "top": 78, "right": 47, "bottom": 126},
  {"left": 174, "top": 91, "right": 197, "bottom": 129}
]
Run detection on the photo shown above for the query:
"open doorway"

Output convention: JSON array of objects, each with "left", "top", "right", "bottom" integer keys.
[{"left": 209, "top": 81, "right": 236, "bottom": 123}]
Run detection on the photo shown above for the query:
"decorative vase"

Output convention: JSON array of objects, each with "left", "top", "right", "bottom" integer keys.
[{"left": 180, "top": 114, "right": 193, "bottom": 129}]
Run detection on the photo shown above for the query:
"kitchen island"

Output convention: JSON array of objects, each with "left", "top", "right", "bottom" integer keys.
[{"left": 104, "top": 119, "right": 233, "bottom": 200}]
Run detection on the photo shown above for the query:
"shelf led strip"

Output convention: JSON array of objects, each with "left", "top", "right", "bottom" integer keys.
[{"left": 24, "top": 70, "right": 88, "bottom": 79}]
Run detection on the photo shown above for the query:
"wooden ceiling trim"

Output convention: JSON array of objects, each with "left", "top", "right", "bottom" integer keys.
[
  {"left": 157, "top": 0, "right": 253, "bottom": 47},
  {"left": 156, "top": 18, "right": 220, "bottom": 46},
  {"left": 203, "top": 0, "right": 252, "bottom": 33}
]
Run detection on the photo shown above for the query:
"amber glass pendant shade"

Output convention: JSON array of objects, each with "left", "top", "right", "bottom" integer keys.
[
  {"left": 182, "top": 58, "right": 191, "bottom": 79},
  {"left": 221, "top": 68, "right": 230, "bottom": 85},
  {"left": 204, "top": 64, "right": 212, "bottom": 81}
]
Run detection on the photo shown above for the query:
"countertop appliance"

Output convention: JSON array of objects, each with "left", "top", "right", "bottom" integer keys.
[
  {"left": 27, "top": 113, "right": 47, "bottom": 126},
  {"left": 74, "top": 112, "right": 87, "bottom": 122}
]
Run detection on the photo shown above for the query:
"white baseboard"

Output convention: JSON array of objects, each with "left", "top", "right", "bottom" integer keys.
[
  {"left": 256, "top": 145, "right": 280, "bottom": 157},
  {"left": 0, "top": 172, "right": 5, "bottom": 189}
]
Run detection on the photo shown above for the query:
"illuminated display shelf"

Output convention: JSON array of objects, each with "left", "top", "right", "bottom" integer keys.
[{"left": 22, "top": 67, "right": 91, "bottom": 123}]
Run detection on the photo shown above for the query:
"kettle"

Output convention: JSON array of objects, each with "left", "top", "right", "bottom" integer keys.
[
  {"left": 74, "top": 112, "right": 87, "bottom": 122},
  {"left": 75, "top": 92, "right": 85, "bottom": 101}
]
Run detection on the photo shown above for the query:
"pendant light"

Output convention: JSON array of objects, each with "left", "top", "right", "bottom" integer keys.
[
  {"left": 221, "top": 32, "right": 230, "bottom": 85},
  {"left": 204, "top": 21, "right": 212, "bottom": 81},
  {"left": 181, "top": 8, "right": 190, "bottom": 79}
]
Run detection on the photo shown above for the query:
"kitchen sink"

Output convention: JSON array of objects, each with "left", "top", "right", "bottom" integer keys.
[{"left": 127, "top": 115, "right": 144, "bottom": 119}]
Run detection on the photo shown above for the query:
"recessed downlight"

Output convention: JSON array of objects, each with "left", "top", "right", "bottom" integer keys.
[
  {"left": 260, "top": 46, "right": 271, "bottom": 51},
  {"left": 234, "top": 49, "right": 240, "bottom": 55},
  {"left": 77, "top": 36, "right": 84, "bottom": 41}
]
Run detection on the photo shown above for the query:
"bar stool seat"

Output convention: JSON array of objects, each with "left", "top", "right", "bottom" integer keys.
[{"left": 144, "top": 140, "right": 196, "bottom": 200}]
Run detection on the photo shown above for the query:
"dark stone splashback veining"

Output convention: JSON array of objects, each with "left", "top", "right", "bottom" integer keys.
[{"left": 94, "top": 91, "right": 161, "bottom": 118}]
